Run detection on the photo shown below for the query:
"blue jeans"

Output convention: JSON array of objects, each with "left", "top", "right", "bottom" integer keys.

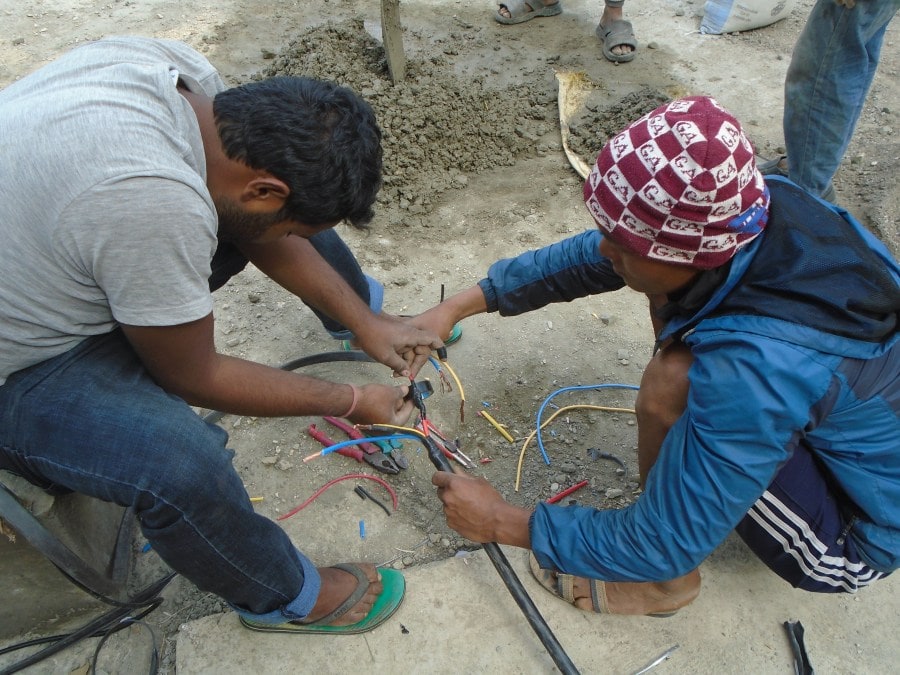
[
  {"left": 783, "top": 0, "right": 899, "bottom": 197},
  {"left": 210, "top": 229, "right": 384, "bottom": 340},
  {"left": 0, "top": 229, "right": 381, "bottom": 622}
]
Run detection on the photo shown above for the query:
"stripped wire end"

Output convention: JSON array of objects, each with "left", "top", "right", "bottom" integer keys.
[{"left": 438, "top": 357, "right": 466, "bottom": 423}]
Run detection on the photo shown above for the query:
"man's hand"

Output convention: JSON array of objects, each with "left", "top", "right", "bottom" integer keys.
[
  {"left": 239, "top": 236, "right": 442, "bottom": 377},
  {"left": 352, "top": 313, "right": 443, "bottom": 378},
  {"left": 404, "top": 304, "right": 460, "bottom": 354},
  {"left": 347, "top": 383, "right": 416, "bottom": 425},
  {"left": 431, "top": 471, "right": 532, "bottom": 547},
  {"left": 407, "top": 285, "right": 489, "bottom": 356}
]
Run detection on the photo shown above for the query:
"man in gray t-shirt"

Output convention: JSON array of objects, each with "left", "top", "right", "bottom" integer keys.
[{"left": 0, "top": 37, "right": 438, "bottom": 635}]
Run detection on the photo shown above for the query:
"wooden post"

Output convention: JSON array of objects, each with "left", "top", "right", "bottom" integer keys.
[{"left": 381, "top": 0, "right": 405, "bottom": 83}]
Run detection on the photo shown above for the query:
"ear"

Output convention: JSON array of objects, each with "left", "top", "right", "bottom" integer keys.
[{"left": 240, "top": 175, "right": 290, "bottom": 211}]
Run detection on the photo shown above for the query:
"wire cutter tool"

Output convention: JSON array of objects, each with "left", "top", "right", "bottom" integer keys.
[{"left": 313, "top": 416, "right": 402, "bottom": 474}]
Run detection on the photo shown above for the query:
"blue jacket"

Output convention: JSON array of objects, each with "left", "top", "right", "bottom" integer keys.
[{"left": 478, "top": 178, "right": 900, "bottom": 579}]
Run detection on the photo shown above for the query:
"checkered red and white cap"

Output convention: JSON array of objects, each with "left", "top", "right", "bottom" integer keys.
[{"left": 583, "top": 96, "right": 769, "bottom": 269}]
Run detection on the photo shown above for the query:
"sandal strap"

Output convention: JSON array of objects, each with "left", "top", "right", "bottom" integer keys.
[
  {"left": 498, "top": 0, "right": 532, "bottom": 16},
  {"left": 556, "top": 573, "right": 577, "bottom": 603},
  {"left": 589, "top": 578, "right": 609, "bottom": 613},
  {"left": 302, "top": 563, "right": 370, "bottom": 626}
]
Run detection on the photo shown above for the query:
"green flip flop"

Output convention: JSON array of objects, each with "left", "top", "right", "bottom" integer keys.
[{"left": 239, "top": 564, "right": 405, "bottom": 635}]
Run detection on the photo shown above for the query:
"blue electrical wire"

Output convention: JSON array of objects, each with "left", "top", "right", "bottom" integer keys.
[
  {"left": 535, "top": 383, "right": 640, "bottom": 464},
  {"left": 318, "top": 434, "right": 422, "bottom": 457}
]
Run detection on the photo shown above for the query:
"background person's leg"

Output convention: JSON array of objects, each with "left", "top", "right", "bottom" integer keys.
[
  {"left": 783, "top": 0, "right": 899, "bottom": 197},
  {"left": 0, "top": 331, "right": 319, "bottom": 620}
]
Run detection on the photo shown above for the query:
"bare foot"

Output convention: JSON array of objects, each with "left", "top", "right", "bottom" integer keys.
[{"left": 303, "top": 564, "right": 383, "bottom": 626}]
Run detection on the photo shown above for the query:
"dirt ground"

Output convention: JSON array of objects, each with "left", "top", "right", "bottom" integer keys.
[{"left": 1, "top": 0, "right": 897, "bottom": 672}]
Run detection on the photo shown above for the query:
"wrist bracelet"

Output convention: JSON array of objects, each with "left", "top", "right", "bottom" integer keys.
[{"left": 342, "top": 384, "right": 359, "bottom": 418}]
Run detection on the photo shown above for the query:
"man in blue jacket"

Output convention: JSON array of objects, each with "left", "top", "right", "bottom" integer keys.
[{"left": 422, "top": 96, "right": 899, "bottom": 615}]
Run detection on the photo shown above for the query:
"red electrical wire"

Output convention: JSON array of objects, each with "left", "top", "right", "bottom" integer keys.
[
  {"left": 276, "top": 473, "right": 399, "bottom": 521},
  {"left": 546, "top": 479, "right": 589, "bottom": 504}
]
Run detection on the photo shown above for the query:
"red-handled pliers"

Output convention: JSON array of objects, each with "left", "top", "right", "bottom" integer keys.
[{"left": 307, "top": 420, "right": 401, "bottom": 475}]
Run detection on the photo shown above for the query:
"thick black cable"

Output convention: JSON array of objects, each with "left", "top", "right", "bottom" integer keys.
[
  {"left": 91, "top": 618, "right": 159, "bottom": 675},
  {"left": 423, "top": 435, "right": 580, "bottom": 675},
  {"left": 0, "top": 573, "right": 174, "bottom": 674},
  {"left": 5, "top": 352, "right": 373, "bottom": 672}
]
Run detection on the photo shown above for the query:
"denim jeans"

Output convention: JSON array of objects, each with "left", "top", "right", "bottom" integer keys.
[
  {"left": 783, "top": 0, "right": 899, "bottom": 197},
  {"left": 210, "top": 228, "right": 384, "bottom": 339},
  {"left": 0, "top": 228, "right": 382, "bottom": 622}
]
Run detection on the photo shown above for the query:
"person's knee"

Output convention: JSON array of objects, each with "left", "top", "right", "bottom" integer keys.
[
  {"left": 636, "top": 344, "right": 692, "bottom": 427},
  {"left": 133, "top": 423, "right": 241, "bottom": 519}
]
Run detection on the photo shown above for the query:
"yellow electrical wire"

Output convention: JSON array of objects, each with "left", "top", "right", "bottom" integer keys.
[
  {"left": 363, "top": 422, "right": 427, "bottom": 439},
  {"left": 514, "top": 404, "right": 636, "bottom": 491},
  {"left": 439, "top": 357, "right": 466, "bottom": 422}
]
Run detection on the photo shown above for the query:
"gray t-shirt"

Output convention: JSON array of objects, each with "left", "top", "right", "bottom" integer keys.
[{"left": 0, "top": 37, "right": 225, "bottom": 384}]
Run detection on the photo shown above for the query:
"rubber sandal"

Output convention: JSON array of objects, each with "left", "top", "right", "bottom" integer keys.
[
  {"left": 595, "top": 19, "right": 638, "bottom": 63},
  {"left": 495, "top": 0, "right": 562, "bottom": 25},
  {"left": 756, "top": 156, "right": 836, "bottom": 202},
  {"left": 445, "top": 322, "right": 462, "bottom": 346},
  {"left": 528, "top": 553, "right": 677, "bottom": 618},
  {"left": 757, "top": 154, "right": 789, "bottom": 177},
  {"left": 239, "top": 565, "right": 406, "bottom": 634}
]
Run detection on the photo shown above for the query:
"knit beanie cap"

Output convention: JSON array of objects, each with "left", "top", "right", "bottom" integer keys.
[{"left": 583, "top": 96, "right": 769, "bottom": 269}]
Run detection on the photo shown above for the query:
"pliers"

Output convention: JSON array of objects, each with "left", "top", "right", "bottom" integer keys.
[
  {"left": 307, "top": 417, "right": 401, "bottom": 475},
  {"left": 407, "top": 378, "right": 474, "bottom": 470}
]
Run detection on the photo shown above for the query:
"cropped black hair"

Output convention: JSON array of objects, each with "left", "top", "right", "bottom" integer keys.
[{"left": 212, "top": 76, "right": 383, "bottom": 228}]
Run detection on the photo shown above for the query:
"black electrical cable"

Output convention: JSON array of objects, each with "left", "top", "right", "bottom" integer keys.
[
  {"left": 91, "top": 618, "right": 160, "bottom": 675},
  {"left": 3, "top": 352, "right": 371, "bottom": 673},
  {"left": 0, "top": 573, "right": 175, "bottom": 675},
  {"left": 422, "top": 434, "right": 580, "bottom": 675}
]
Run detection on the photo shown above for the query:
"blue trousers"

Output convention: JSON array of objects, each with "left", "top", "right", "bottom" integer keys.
[
  {"left": 784, "top": 0, "right": 899, "bottom": 197},
  {"left": 0, "top": 229, "right": 380, "bottom": 623}
]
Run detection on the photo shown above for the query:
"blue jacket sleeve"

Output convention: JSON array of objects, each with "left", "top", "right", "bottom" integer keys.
[
  {"left": 477, "top": 230, "right": 625, "bottom": 316},
  {"left": 529, "top": 331, "right": 833, "bottom": 581}
]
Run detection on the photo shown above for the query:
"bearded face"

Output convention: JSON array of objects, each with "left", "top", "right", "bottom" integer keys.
[{"left": 214, "top": 196, "right": 287, "bottom": 244}]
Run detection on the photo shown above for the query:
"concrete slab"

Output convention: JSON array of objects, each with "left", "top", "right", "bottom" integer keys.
[{"left": 176, "top": 536, "right": 899, "bottom": 674}]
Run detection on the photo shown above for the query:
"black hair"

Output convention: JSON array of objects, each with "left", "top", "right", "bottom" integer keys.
[{"left": 212, "top": 76, "right": 382, "bottom": 229}]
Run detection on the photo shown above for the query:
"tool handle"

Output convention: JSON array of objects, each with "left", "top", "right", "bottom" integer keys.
[
  {"left": 307, "top": 424, "right": 336, "bottom": 447},
  {"left": 337, "top": 446, "right": 365, "bottom": 462},
  {"left": 309, "top": 424, "right": 363, "bottom": 462}
]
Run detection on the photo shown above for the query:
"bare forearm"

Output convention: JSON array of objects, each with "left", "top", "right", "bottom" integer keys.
[
  {"left": 172, "top": 353, "right": 356, "bottom": 418},
  {"left": 432, "top": 471, "right": 533, "bottom": 548},
  {"left": 441, "top": 284, "right": 489, "bottom": 322}
]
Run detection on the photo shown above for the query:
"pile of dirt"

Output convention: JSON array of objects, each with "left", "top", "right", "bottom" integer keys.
[{"left": 258, "top": 19, "right": 556, "bottom": 225}]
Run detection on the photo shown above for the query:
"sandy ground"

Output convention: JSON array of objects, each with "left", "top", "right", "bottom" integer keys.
[{"left": 1, "top": 0, "right": 898, "bottom": 672}]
